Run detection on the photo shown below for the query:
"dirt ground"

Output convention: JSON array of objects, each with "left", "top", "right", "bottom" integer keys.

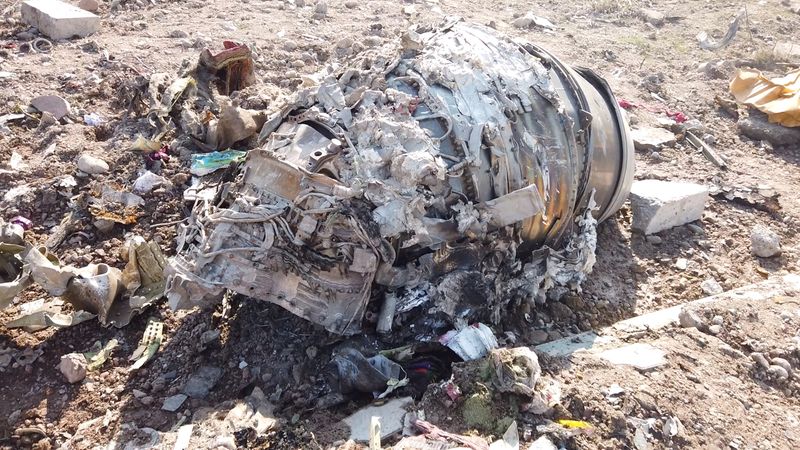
[{"left": 1, "top": 0, "right": 800, "bottom": 448}]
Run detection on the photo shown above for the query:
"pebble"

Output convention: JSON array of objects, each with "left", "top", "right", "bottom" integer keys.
[
  {"left": 291, "top": 59, "right": 306, "bottom": 68},
  {"left": 675, "top": 258, "right": 688, "bottom": 270},
  {"left": 751, "top": 352, "right": 770, "bottom": 369},
  {"left": 640, "top": 8, "right": 666, "bottom": 26},
  {"left": 77, "top": 153, "right": 110, "bottom": 174},
  {"left": 17, "top": 31, "right": 35, "bottom": 41},
  {"left": 646, "top": 235, "right": 663, "bottom": 245},
  {"left": 200, "top": 329, "right": 221, "bottom": 345},
  {"left": 701, "top": 278, "right": 724, "bottom": 296},
  {"left": 93, "top": 219, "right": 115, "bottom": 233},
  {"left": 771, "top": 357, "right": 792, "bottom": 374},
  {"left": 344, "top": 0, "right": 358, "bottom": 7},
  {"left": 315, "top": 0, "right": 328, "bottom": 15},
  {"left": 531, "top": 329, "right": 549, "bottom": 345},
  {"left": 679, "top": 309, "right": 703, "bottom": 329},
  {"left": 687, "top": 223, "right": 704, "bottom": 234},
  {"left": 631, "top": 127, "right": 676, "bottom": 151},
  {"left": 707, "top": 324, "right": 722, "bottom": 335},
  {"left": 305, "top": 346, "right": 318, "bottom": 359},
  {"left": 169, "top": 30, "right": 189, "bottom": 38},
  {"left": 363, "top": 36, "right": 382, "bottom": 47},
  {"left": 336, "top": 37, "right": 353, "bottom": 49},
  {"left": 78, "top": 0, "right": 99, "bottom": 12},
  {"left": 183, "top": 366, "right": 222, "bottom": 398},
  {"left": 767, "top": 365, "right": 790, "bottom": 381},
  {"left": 750, "top": 225, "right": 781, "bottom": 258},
  {"left": 711, "top": 315, "right": 724, "bottom": 325},
  {"left": 162, "top": 394, "right": 188, "bottom": 412},
  {"left": 59, "top": 353, "right": 87, "bottom": 384}
]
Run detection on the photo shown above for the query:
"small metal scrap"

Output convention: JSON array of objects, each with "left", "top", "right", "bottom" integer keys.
[
  {"left": 130, "top": 319, "right": 163, "bottom": 370},
  {"left": 709, "top": 183, "right": 781, "bottom": 215},
  {"left": 686, "top": 131, "right": 727, "bottom": 169},
  {"left": 85, "top": 339, "right": 119, "bottom": 371},
  {"left": 697, "top": 8, "right": 745, "bottom": 50}
]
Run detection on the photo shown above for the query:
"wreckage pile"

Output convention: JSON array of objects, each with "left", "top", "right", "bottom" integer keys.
[
  {"left": 3, "top": 0, "right": 800, "bottom": 447},
  {"left": 165, "top": 21, "right": 634, "bottom": 335},
  {"left": 0, "top": 17, "right": 639, "bottom": 449}
]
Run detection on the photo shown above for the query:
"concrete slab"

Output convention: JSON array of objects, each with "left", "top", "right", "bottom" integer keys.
[
  {"left": 599, "top": 343, "right": 667, "bottom": 371},
  {"left": 631, "top": 127, "right": 676, "bottom": 151},
  {"left": 343, "top": 397, "right": 413, "bottom": 442},
  {"left": 629, "top": 179, "right": 708, "bottom": 234},
  {"left": 536, "top": 274, "right": 800, "bottom": 358},
  {"left": 21, "top": 0, "right": 100, "bottom": 40}
]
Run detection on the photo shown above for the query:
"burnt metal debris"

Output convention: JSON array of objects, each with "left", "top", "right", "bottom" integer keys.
[{"left": 164, "top": 21, "right": 634, "bottom": 334}]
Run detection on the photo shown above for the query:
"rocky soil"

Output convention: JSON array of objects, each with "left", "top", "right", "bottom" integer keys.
[{"left": 1, "top": 0, "right": 800, "bottom": 449}]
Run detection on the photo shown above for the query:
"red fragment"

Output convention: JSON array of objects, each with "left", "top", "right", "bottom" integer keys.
[{"left": 666, "top": 111, "right": 688, "bottom": 123}]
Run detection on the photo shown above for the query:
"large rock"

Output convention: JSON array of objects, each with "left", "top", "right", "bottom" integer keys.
[
  {"left": 30, "top": 95, "right": 70, "bottom": 120},
  {"left": 639, "top": 8, "right": 666, "bottom": 26},
  {"left": 631, "top": 127, "right": 676, "bottom": 151},
  {"left": 59, "top": 353, "right": 87, "bottom": 383},
  {"left": 183, "top": 365, "right": 222, "bottom": 398},
  {"left": 21, "top": 0, "right": 100, "bottom": 40},
  {"left": 77, "top": 153, "right": 109, "bottom": 174},
  {"left": 750, "top": 225, "right": 781, "bottom": 257},
  {"left": 738, "top": 115, "right": 800, "bottom": 146},
  {"left": 629, "top": 180, "right": 708, "bottom": 234},
  {"left": 162, "top": 394, "right": 188, "bottom": 412}
]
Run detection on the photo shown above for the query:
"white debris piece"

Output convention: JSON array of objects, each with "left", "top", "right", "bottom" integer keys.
[
  {"left": 528, "top": 436, "right": 558, "bottom": 450},
  {"left": 750, "top": 225, "right": 781, "bottom": 258},
  {"left": 343, "top": 397, "right": 412, "bottom": 442},
  {"left": 599, "top": 343, "right": 667, "bottom": 371},
  {"left": 77, "top": 153, "right": 110, "bottom": 174},
  {"left": 629, "top": 180, "right": 708, "bottom": 234},
  {"left": 489, "top": 421, "right": 519, "bottom": 450},
  {"left": 440, "top": 323, "right": 498, "bottom": 361},
  {"left": 511, "top": 12, "right": 556, "bottom": 30},
  {"left": 133, "top": 171, "right": 172, "bottom": 193},
  {"left": 21, "top": 0, "right": 100, "bottom": 40}
]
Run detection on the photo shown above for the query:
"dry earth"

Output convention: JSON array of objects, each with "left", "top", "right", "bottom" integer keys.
[{"left": 1, "top": 0, "right": 800, "bottom": 448}]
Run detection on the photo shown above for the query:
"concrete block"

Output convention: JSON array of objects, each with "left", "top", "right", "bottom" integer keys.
[
  {"left": 21, "top": 0, "right": 100, "bottom": 40},
  {"left": 629, "top": 180, "right": 708, "bottom": 234},
  {"left": 631, "top": 127, "right": 676, "bottom": 151}
]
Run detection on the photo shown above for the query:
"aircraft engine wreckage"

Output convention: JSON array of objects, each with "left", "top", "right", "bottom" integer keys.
[{"left": 165, "top": 22, "right": 634, "bottom": 334}]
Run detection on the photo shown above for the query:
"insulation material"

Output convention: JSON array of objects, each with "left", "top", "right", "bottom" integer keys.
[{"left": 730, "top": 68, "right": 800, "bottom": 127}]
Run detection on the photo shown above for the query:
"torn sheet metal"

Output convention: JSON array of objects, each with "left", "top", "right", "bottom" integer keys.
[
  {"left": 697, "top": 8, "right": 745, "bottom": 51},
  {"left": 11, "top": 240, "right": 165, "bottom": 329},
  {"left": 6, "top": 299, "right": 96, "bottom": 332},
  {"left": 130, "top": 318, "right": 163, "bottom": 370},
  {"left": 0, "top": 243, "right": 29, "bottom": 309},
  {"left": 166, "top": 21, "right": 634, "bottom": 334}
]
